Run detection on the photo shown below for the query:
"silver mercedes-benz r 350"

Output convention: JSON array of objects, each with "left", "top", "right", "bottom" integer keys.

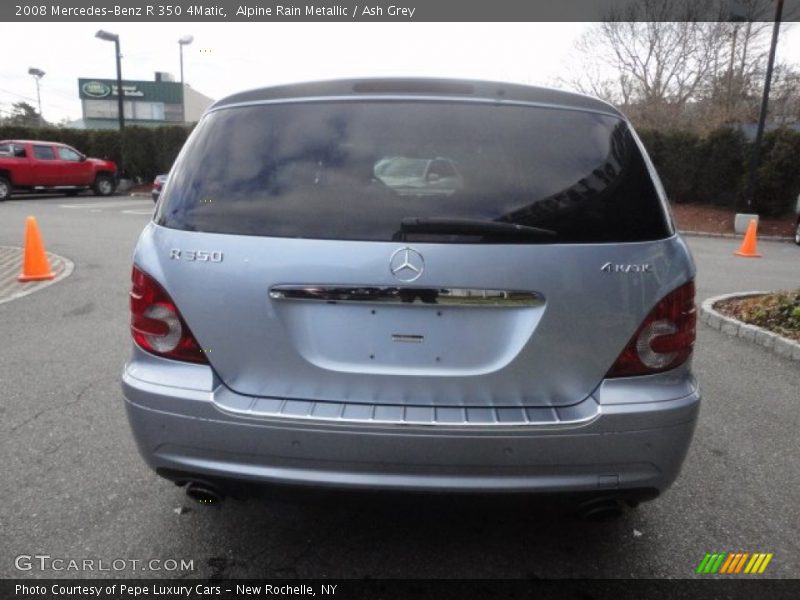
[{"left": 122, "top": 79, "right": 700, "bottom": 513}]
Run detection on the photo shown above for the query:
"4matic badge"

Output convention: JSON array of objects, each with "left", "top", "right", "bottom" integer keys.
[{"left": 601, "top": 262, "right": 653, "bottom": 273}]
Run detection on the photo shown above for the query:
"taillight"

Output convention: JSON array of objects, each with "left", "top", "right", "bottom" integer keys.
[
  {"left": 606, "top": 281, "right": 696, "bottom": 377},
  {"left": 153, "top": 180, "right": 163, "bottom": 190},
  {"left": 129, "top": 266, "right": 207, "bottom": 364}
]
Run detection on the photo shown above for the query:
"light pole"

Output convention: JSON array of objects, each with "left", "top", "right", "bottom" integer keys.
[
  {"left": 178, "top": 35, "right": 194, "bottom": 123},
  {"left": 27, "top": 67, "right": 45, "bottom": 127},
  {"left": 744, "top": 0, "right": 784, "bottom": 211},
  {"left": 95, "top": 29, "right": 125, "bottom": 131}
]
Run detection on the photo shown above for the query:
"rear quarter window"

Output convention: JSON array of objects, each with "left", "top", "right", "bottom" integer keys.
[
  {"left": 157, "top": 101, "right": 672, "bottom": 244},
  {"left": 33, "top": 145, "right": 56, "bottom": 160}
]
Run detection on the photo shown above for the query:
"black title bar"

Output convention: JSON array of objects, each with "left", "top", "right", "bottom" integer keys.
[{"left": 3, "top": 0, "right": 800, "bottom": 22}]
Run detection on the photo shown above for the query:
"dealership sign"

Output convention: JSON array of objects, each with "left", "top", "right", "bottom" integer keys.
[{"left": 81, "top": 80, "right": 146, "bottom": 99}]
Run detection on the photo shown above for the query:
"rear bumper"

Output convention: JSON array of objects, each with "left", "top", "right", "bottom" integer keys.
[{"left": 121, "top": 353, "right": 700, "bottom": 495}]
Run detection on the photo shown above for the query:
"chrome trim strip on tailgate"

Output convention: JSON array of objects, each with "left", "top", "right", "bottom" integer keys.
[
  {"left": 212, "top": 386, "right": 600, "bottom": 428},
  {"left": 269, "top": 285, "right": 544, "bottom": 307}
]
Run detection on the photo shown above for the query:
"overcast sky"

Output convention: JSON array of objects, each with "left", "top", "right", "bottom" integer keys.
[{"left": 1, "top": 22, "right": 799, "bottom": 124}]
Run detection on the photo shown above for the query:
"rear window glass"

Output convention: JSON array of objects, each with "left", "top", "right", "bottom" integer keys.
[{"left": 157, "top": 101, "right": 671, "bottom": 243}]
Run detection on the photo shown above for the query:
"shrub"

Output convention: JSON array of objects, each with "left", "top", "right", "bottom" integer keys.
[
  {"left": 153, "top": 126, "right": 191, "bottom": 179},
  {"left": 638, "top": 125, "right": 800, "bottom": 215},
  {"left": 120, "top": 127, "right": 158, "bottom": 181},
  {"left": 754, "top": 129, "right": 800, "bottom": 216},
  {"left": 695, "top": 127, "right": 747, "bottom": 207},
  {"left": 86, "top": 130, "right": 122, "bottom": 164},
  {"left": 637, "top": 129, "right": 702, "bottom": 203}
]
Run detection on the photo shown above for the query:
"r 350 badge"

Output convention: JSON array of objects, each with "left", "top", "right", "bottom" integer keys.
[{"left": 170, "top": 249, "right": 223, "bottom": 262}]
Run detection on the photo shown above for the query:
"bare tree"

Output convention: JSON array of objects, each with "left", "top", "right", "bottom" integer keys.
[
  {"left": 558, "top": 0, "right": 793, "bottom": 131},
  {"left": 768, "top": 63, "right": 800, "bottom": 124}
]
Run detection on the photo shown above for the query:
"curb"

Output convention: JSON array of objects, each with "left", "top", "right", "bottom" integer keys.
[
  {"left": 680, "top": 230, "right": 794, "bottom": 242},
  {"left": 700, "top": 292, "right": 800, "bottom": 362}
]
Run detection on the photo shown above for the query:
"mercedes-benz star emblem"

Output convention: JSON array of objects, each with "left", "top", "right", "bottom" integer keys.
[{"left": 389, "top": 247, "right": 425, "bottom": 282}]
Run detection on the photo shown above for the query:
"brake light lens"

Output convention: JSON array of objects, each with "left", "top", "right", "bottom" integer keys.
[
  {"left": 606, "top": 281, "right": 696, "bottom": 377},
  {"left": 129, "top": 266, "right": 207, "bottom": 363}
]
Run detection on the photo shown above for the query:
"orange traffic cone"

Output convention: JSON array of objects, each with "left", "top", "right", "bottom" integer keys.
[
  {"left": 734, "top": 218, "right": 761, "bottom": 258},
  {"left": 18, "top": 216, "right": 55, "bottom": 281}
]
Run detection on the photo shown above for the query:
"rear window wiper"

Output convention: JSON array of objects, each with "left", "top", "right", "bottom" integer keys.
[{"left": 400, "top": 217, "right": 557, "bottom": 240}]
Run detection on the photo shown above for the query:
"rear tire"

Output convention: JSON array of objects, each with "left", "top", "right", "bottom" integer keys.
[
  {"left": 93, "top": 175, "right": 115, "bottom": 197},
  {"left": 0, "top": 176, "right": 11, "bottom": 201}
]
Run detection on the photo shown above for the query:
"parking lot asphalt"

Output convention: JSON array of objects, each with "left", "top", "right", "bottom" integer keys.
[{"left": 1, "top": 194, "right": 798, "bottom": 579}]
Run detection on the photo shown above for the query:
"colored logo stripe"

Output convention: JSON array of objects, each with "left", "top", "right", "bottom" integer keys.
[
  {"left": 722, "top": 553, "right": 747, "bottom": 574},
  {"left": 719, "top": 553, "right": 736, "bottom": 573},
  {"left": 696, "top": 554, "right": 712, "bottom": 573},
  {"left": 697, "top": 552, "right": 773, "bottom": 574},
  {"left": 744, "top": 553, "right": 774, "bottom": 574},
  {"left": 697, "top": 553, "right": 726, "bottom": 573},
  {"left": 735, "top": 553, "right": 749, "bottom": 573}
]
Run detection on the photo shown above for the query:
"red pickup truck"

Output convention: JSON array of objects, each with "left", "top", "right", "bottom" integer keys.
[{"left": 0, "top": 140, "right": 117, "bottom": 201}]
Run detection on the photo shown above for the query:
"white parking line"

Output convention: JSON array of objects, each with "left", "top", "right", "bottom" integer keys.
[
  {"left": 60, "top": 199, "right": 151, "bottom": 209},
  {"left": 122, "top": 209, "right": 155, "bottom": 215}
]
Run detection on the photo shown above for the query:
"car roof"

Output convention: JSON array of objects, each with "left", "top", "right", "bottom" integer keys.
[
  {"left": 0, "top": 140, "right": 76, "bottom": 147},
  {"left": 210, "top": 78, "right": 623, "bottom": 117}
]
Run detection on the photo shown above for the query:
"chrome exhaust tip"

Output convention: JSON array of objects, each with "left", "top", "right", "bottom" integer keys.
[
  {"left": 185, "top": 481, "right": 224, "bottom": 505},
  {"left": 576, "top": 496, "right": 625, "bottom": 521}
]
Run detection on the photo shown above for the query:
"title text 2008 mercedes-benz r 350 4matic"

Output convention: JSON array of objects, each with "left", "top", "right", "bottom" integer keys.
[{"left": 122, "top": 79, "right": 700, "bottom": 510}]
